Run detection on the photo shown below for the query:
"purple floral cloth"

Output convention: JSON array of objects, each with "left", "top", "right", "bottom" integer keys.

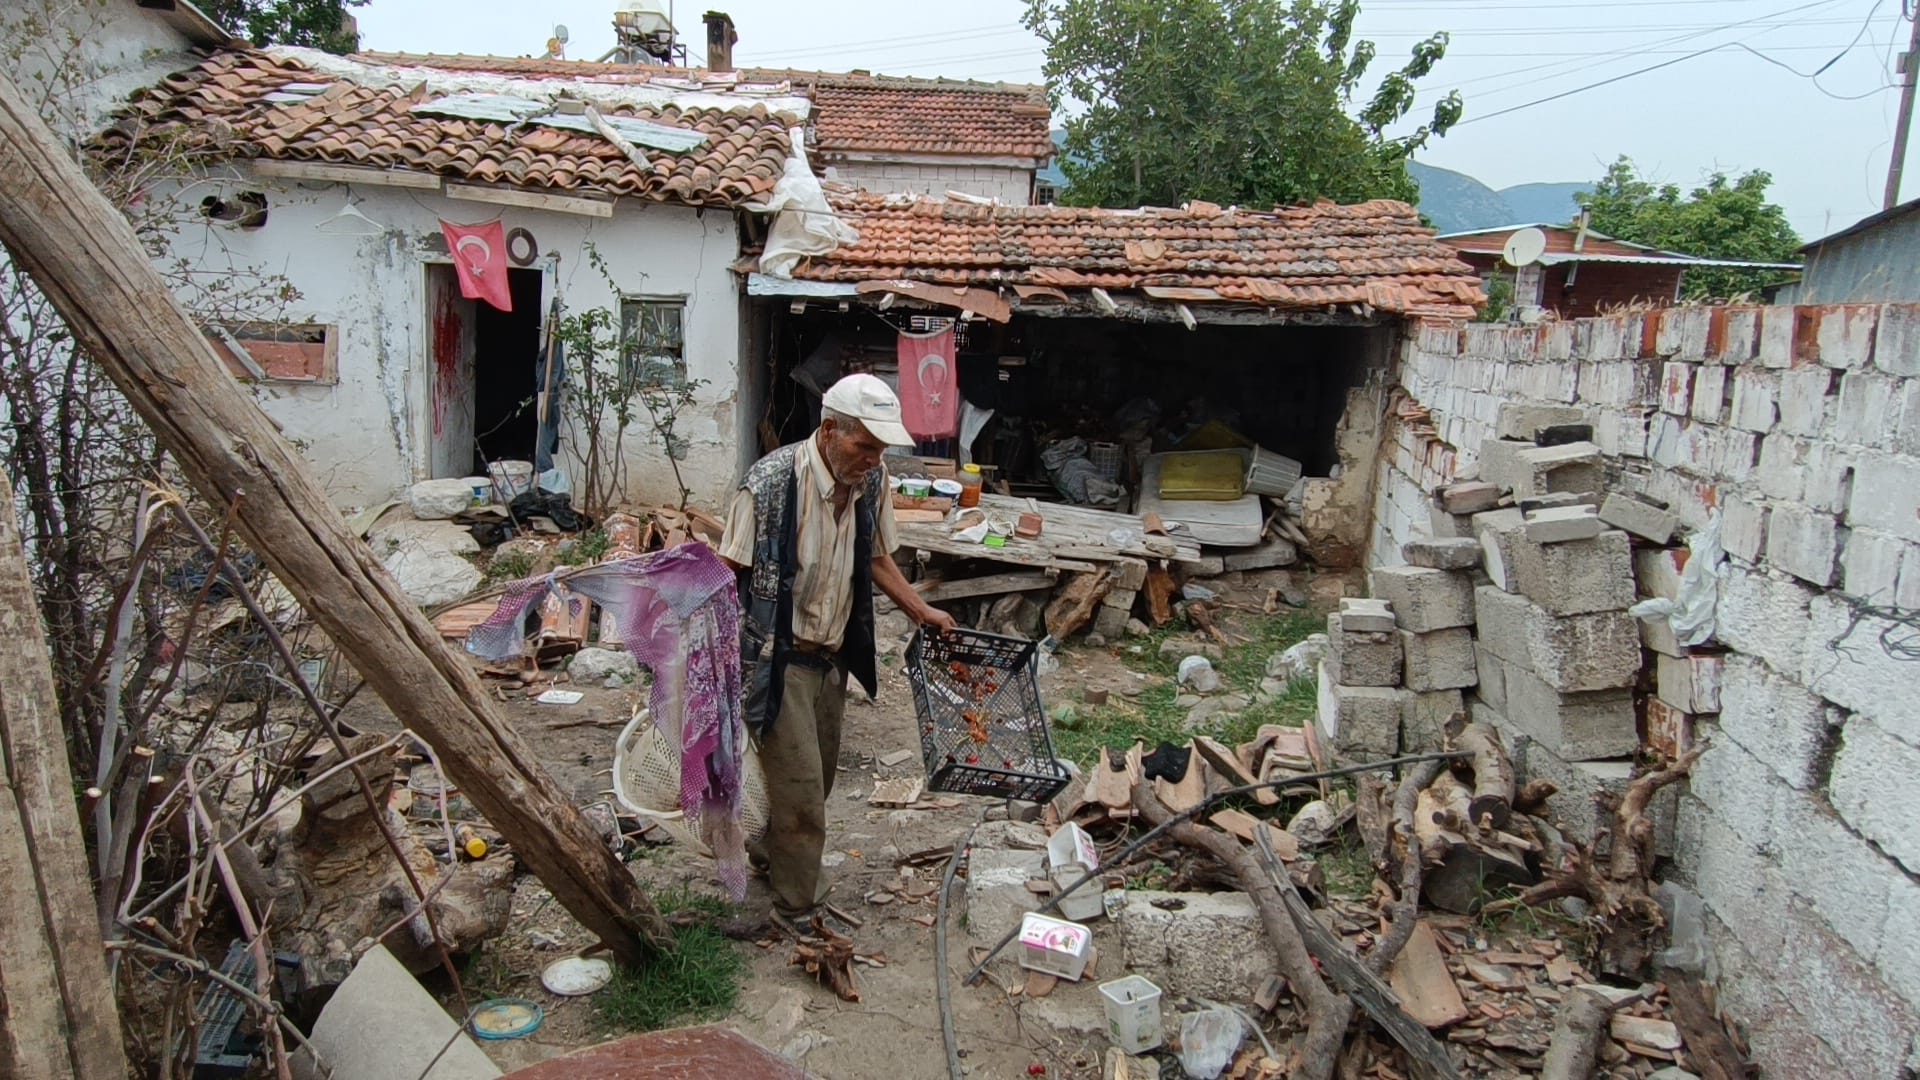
[{"left": 467, "top": 542, "right": 748, "bottom": 898}]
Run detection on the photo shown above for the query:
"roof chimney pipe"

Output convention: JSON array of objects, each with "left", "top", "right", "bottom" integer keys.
[{"left": 704, "top": 11, "right": 736, "bottom": 72}]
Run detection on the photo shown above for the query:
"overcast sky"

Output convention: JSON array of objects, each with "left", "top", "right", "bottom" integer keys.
[{"left": 356, "top": 0, "right": 1913, "bottom": 239}]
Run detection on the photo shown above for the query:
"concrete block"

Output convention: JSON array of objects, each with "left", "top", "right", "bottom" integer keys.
[
  {"left": 306, "top": 945, "right": 503, "bottom": 1080},
  {"left": 1836, "top": 370, "right": 1901, "bottom": 448},
  {"left": 1691, "top": 363, "right": 1729, "bottom": 424},
  {"left": 1646, "top": 696, "right": 1695, "bottom": 760},
  {"left": 1111, "top": 889, "right": 1269, "bottom": 1000},
  {"left": 1599, "top": 493, "right": 1678, "bottom": 543},
  {"left": 409, "top": 478, "right": 481, "bottom": 521},
  {"left": 963, "top": 847, "right": 1048, "bottom": 955},
  {"left": 1656, "top": 652, "right": 1723, "bottom": 713},
  {"left": 1112, "top": 557, "right": 1149, "bottom": 591},
  {"left": 1399, "top": 627, "right": 1477, "bottom": 692},
  {"left": 1317, "top": 682, "right": 1406, "bottom": 760},
  {"left": 1511, "top": 529, "right": 1637, "bottom": 615},
  {"left": 1773, "top": 786, "right": 1893, "bottom": 958},
  {"left": 1482, "top": 440, "right": 1604, "bottom": 499},
  {"left": 1427, "top": 504, "right": 1475, "bottom": 540},
  {"left": 1755, "top": 433, "right": 1809, "bottom": 501},
  {"left": 1687, "top": 811, "right": 1789, "bottom": 959},
  {"left": 1872, "top": 302, "right": 1920, "bottom": 377},
  {"left": 1368, "top": 565, "right": 1475, "bottom": 631},
  {"left": 1439, "top": 480, "right": 1502, "bottom": 514},
  {"left": 1473, "top": 586, "right": 1641, "bottom": 691},
  {"left": 1729, "top": 369, "right": 1779, "bottom": 432},
  {"left": 1716, "top": 568, "right": 1815, "bottom": 675},
  {"left": 1336, "top": 596, "right": 1396, "bottom": 634},
  {"left": 1828, "top": 715, "right": 1920, "bottom": 875},
  {"left": 1721, "top": 498, "right": 1769, "bottom": 563},
  {"left": 1839, "top": 527, "right": 1910, "bottom": 602},
  {"left": 1803, "top": 594, "right": 1920, "bottom": 743},
  {"left": 1495, "top": 403, "right": 1587, "bottom": 441},
  {"left": 1402, "top": 688, "right": 1465, "bottom": 752},
  {"left": 1659, "top": 361, "right": 1694, "bottom": 415},
  {"left": 1766, "top": 895, "right": 1920, "bottom": 1080},
  {"left": 1524, "top": 504, "right": 1603, "bottom": 543},
  {"left": 1473, "top": 508, "right": 1526, "bottom": 592},
  {"left": 1777, "top": 365, "right": 1834, "bottom": 436},
  {"left": 1522, "top": 745, "right": 1677, "bottom": 857},
  {"left": 1091, "top": 604, "right": 1131, "bottom": 639},
  {"left": 1848, "top": 450, "right": 1920, "bottom": 544},
  {"left": 1472, "top": 643, "right": 1507, "bottom": 714},
  {"left": 1686, "top": 732, "right": 1782, "bottom": 851},
  {"left": 1492, "top": 653, "right": 1637, "bottom": 760},
  {"left": 1640, "top": 613, "right": 1688, "bottom": 658},
  {"left": 1875, "top": 875, "right": 1920, "bottom": 1008},
  {"left": 1718, "top": 428, "right": 1760, "bottom": 483},
  {"left": 1757, "top": 305, "right": 1797, "bottom": 368},
  {"left": 1764, "top": 504, "right": 1841, "bottom": 586},
  {"left": 1402, "top": 537, "right": 1482, "bottom": 570},
  {"left": 1634, "top": 547, "right": 1690, "bottom": 600},
  {"left": 1326, "top": 614, "right": 1403, "bottom": 688},
  {"left": 1221, "top": 537, "right": 1299, "bottom": 571},
  {"left": 1808, "top": 303, "right": 1880, "bottom": 370}
]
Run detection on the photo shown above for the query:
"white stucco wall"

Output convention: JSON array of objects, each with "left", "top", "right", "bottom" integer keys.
[
  {"left": 163, "top": 174, "right": 746, "bottom": 512},
  {"left": 6, "top": 0, "right": 208, "bottom": 142},
  {"left": 830, "top": 160, "right": 1034, "bottom": 205}
]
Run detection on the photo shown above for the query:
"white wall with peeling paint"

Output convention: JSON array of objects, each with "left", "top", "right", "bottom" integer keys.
[{"left": 163, "top": 173, "right": 747, "bottom": 512}]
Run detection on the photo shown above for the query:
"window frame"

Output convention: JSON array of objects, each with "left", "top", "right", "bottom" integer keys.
[
  {"left": 617, "top": 295, "right": 689, "bottom": 390},
  {"left": 207, "top": 321, "right": 339, "bottom": 384}
]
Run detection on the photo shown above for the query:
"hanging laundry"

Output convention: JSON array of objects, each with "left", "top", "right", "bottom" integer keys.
[
  {"left": 896, "top": 325, "right": 959, "bottom": 439},
  {"left": 466, "top": 543, "right": 749, "bottom": 898},
  {"left": 440, "top": 219, "right": 513, "bottom": 312}
]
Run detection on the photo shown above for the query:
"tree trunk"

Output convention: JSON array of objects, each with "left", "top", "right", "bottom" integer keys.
[
  {"left": 0, "top": 470, "right": 131, "bottom": 1079},
  {"left": 0, "top": 71, "right": 669, "bottom": 965}
]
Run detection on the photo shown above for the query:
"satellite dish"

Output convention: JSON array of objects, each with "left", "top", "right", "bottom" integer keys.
[
  {"left": 1503, "top": 227, "right": 1547, "bottom": 268},
  {"left": 554, "top": 24, "right": 569, "bottom": 42}
]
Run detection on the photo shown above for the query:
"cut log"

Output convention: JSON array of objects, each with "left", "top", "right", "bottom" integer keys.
[
  {"left": 1144, "top": 564, "right": 1176, "bottom": 625},
  {"left": 0, "top": 72, "right": 668, "bottom": 965},
  {"left": 1043, "top": 567, "right": 1113, "bottom": 638},
  {"left": 1451, "top": 722, "right": 1514, "bottom": 830},
  {"left": 1414, "top": 772, "right": 1532, "bottom": 915}
]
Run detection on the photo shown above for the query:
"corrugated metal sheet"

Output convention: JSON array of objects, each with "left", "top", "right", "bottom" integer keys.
[{"left": 1777, "top": 208, "right": 1920, "bottom": 304}]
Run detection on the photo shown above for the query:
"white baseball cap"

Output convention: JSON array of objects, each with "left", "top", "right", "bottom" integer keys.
[{"left": 822, "top": 373, "right": 914, "bottom": 447}]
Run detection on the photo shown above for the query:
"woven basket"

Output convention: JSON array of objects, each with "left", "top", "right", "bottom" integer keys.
[{"left": 612, "top": 708, "right": 769, "bottom": 852}]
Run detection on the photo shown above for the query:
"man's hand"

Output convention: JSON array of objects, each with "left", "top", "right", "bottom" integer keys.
[{"left": 916, "top": 606, "right": 957, "bottom": 634}]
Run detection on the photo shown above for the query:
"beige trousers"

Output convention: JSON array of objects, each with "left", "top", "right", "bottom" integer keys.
[{"left": 753, "top": 660, "right": 847, "bottom": 915}]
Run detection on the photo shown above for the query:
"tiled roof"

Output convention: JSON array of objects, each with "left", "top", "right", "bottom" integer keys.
[
  {"left": 786, "top": 193, "right": 1487, "bottom": 317},
  {"left": 353, "top": 53, "right": 1055, "bottom": 160},
  {"left": 96, "top": 50, "right": 796, "bottom": 207}
]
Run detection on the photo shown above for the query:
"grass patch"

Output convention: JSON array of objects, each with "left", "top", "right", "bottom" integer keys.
[
  {"left": 1475, "top": 893, "right": 1594, "bottom": 955},
  {"left": 594, "top": 886, "right": 745, "bottom": 1032},
  {"left": 1316, "top": 829, "right": 1375, "bottom": 900},
  {"left": 556, "top": 528, "right": 612, "bottom": 567},
  {"left": 485, "top": 547, "right": 536, "bottom": 582}
]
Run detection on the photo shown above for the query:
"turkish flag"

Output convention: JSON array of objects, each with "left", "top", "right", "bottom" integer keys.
[
  {"left": 441, "top": 219, "right": 512, "bottom": 312},
  {"left": 897, "top": 326, "right": 958, "bottom": 439}
]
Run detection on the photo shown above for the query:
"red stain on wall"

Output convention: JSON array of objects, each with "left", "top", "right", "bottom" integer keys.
[{"left": 432, "top": 286, "right": 462, "bottom": 438}]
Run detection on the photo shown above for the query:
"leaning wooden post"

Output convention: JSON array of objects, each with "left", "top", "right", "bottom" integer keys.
[
  {"left": 0, "top": 471, "right": 131, "bottom": 1080},
  {"left": 0, "top": 72, "right": 669, "bottom": 964}
]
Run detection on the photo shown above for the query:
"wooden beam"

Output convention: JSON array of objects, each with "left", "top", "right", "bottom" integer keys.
[
  {"left": 0, "top": 71, "right": 669, "bottom": 966},
  {"left": 446, "top": 181, "right": 615, "bottom": 218},
  {"left": 0, "top": 472, "right": 129, "bottom": 1079},
  {"left": 913, "top": 570, "right": 1055, "bottom": 603},
  {"left": 249, "top": 158, "right": 442, "bottom": 190}
]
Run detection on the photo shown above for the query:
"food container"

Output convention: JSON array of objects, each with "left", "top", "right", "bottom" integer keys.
[
  {"left": 931, "top": 479, "right": 963, "bottom": 499},
  {"left": 900, "top": 478, "right": 933, "bottom": 498},
  {"left": 488, "top": 460, "right": 535, "bottom": 502},
  {"left": 1017, "top": 912, "right": 1092, "bottom": 981},
  {"left": 958, "top": 464, "right": 984, "bottom": 508},
  {"left": 1099, "top": 975, "right": 1164, "bottom": 1054}
]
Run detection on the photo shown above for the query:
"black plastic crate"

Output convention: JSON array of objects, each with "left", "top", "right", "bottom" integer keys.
[{"left": 906, "top": 628, "right": 1069, "bottom": 803}]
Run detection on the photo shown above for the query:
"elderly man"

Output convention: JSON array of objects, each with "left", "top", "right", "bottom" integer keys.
[{"left": 720, "top": 373, "right": 956, "bottom": 922}]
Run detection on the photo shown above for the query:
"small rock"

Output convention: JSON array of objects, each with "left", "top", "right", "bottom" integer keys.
[
  {"left": 974, "top": 820, "right": 1049, "bottom": 850},
  {"left": 1177, "top": 656, "right": 1221, "bottom": 693},
  {"left": 570, "top": 647, "right": 639, "bottom": 683},
  {"left": 409, "top": 477, "right": 480, "bottom": 520},
  {"left": 1185, "top": 692, "right": 1251, "bottom": 730},
  {"left": 1287, "top": 801, "right": 1339, "bottom": 846},
  {"left": 820, "top": 851, "right": 847, "bottom": 868},
  {"left": 1649, "top": 1069, "right": 1701, "bottom": 1080},
  {"left": 1267, "top": 633, "right": 1330, "bottom": 685},
  {"left": 1160, "top": 638, "right": 1223, "bottom": 662},
  {"left": 1559, "top": 896, "right": 1591, "bottom": 919},
  {"left": 1085, "top": 633, "right": 1107, "bottom": 647},
  {"left": 1279, "top": 584, "right": 1310, "bottom": 608},
  {"left": 1124, "top": 618, "right": 1150, "bottom": 637},
  {"left": 603, "top": 674, "right": 627, "bottom": 689},
  {"left": 382, "top": 547, "right": 482, "bottom": 608},
  {"left": 1256, "top": 676, "right": 1287, "bottom": 700}
]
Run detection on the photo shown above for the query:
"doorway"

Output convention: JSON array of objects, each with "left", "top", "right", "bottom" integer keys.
[{"left": 426, "top": 265, "right": 545, "bottom": 478}]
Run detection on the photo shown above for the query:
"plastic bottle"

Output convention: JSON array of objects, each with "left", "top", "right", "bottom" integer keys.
[
  {"left": 958, "top": 463, "right": 983, "bottom": 508},
  {"left": 457, "top": 826, "right": 488, "bottom": 860}
]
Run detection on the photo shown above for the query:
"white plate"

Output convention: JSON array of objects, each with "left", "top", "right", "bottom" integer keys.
[
  {"left": 536, "top": 689, "right": 584, "bottom": 705},
  {"left": 540, "top": 956, "right": 613, "bottom": 996}
]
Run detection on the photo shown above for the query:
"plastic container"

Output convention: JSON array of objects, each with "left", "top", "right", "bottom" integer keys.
[
  {"left": 1017, "top": 912, "right": 1092, "bottom": 981},
  {"left": 906, "top": 628, "right": 1069, "bottom": 803},
  {"left": 1089, "top": 442, "right": 1123, "bottom": 482},
  {"left": 488, "top": 459, "right": 535, "bottom": 502},
  {"left": 900, "top": 477, "right": 932, "bottom": 498},
  {"left": 1243, "top": 445, "right": 1304, "bottom": 497},
  {"left": 1099, "top": 975, "right": 1164, "bottom": 1054},
  {"left": 958, "top": 463, "right": 984, "bottom": 507}
]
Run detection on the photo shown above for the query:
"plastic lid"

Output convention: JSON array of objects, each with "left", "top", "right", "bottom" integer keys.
[{"left": 962, "top": 464, "right": 981, "bottom": 475}]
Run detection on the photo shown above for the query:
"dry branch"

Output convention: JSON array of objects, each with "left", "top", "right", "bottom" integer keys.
[
  {"left": 1450, "top": 722, "right": 1513, "bottom": 830},
  {"left": 1540, "top": 987, "right": 1615, "bottom": 1080}
]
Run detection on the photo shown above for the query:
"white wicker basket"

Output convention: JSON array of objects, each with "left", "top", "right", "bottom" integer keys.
[{"left": 612, "top": 707, "right": 770, "bottom": 853}]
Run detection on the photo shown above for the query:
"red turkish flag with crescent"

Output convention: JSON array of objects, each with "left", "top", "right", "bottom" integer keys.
[
  {"left": 897, "top": 326, "right": 958, "bottom": 439},
  {"left": 440, "top": 219, "right": 512, "bottom": 312}
]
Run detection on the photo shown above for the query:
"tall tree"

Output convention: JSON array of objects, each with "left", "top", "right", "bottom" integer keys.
[
  {"left": 199, "top": 0, "right": 366, "bottom": 53},
  {"left": 1024, "top": 0, "right": 1462, "bottom": 210},
  {"left": 1578, "top": 156, "right": 1801, "bottom": 301}
]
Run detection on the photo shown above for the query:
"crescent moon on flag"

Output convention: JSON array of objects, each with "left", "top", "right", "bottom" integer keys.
[
  {"left": 917, "top": 353, "right": 948, "bottom": 388},
  {"left": 455, "top": 234, "right": 492, "bottom": 273}
]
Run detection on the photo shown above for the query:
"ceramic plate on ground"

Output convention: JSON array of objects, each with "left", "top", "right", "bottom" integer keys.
[
  {"left": 469, "top": 998, "right": 543, "bottom": 1040},
  {"left": 541, "top": 956, "right": 614, "bottom": 996},
  {"left": 535, "top": 689, "right": 584, "bottom": 705}
]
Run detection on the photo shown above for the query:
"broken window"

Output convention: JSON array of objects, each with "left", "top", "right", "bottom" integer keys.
[
  {"left": 619, "top": 297, "right": 686, "bottom": 388},
  {"left": 206, "top": 322, "right": 337, "bottom": 383}
]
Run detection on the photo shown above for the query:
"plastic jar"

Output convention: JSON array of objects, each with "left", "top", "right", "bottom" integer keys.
[{"left": 958, "top": 464, "right": 984, "bottom": 508}]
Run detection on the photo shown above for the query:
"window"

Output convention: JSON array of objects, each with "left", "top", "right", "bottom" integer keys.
[
  {"left": 1034, "top": 179, "right": 1058, "bottom": 205},
  {"left": 619, "top": 297, "right": 686, "bottom": 387},
  {"left": 207, "top": 322, "right": 337, "bottom": 383}
]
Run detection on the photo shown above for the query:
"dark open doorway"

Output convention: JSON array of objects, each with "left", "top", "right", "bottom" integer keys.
[{"left": 471, "top": 268, "right": 544, "bottom": 475}]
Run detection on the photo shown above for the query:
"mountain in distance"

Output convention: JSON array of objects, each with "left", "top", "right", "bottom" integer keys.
[{"left": 1408, "top": 161, "right": 1592, "bottom": 234}]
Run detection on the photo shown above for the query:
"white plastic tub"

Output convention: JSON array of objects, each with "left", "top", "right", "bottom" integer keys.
[
  {"left": 488, "top": 460, "right": 535, "bottom": 503},
  {"left": 1098, "top": 974, "right": 1164, "bottom": 1054}
]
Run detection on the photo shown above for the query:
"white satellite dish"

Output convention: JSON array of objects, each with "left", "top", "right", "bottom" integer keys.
[{"left": 1503, "top": 227, "right": 1547, "bottom": 268}]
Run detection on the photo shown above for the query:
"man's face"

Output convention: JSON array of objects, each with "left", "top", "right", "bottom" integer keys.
[{"left": 820, "top": 417, "right": 889, "bottom": 486}]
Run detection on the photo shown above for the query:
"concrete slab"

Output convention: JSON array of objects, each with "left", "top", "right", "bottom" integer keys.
[{"left": 300, "top": 945, "right": 501, "bottom": 1080}]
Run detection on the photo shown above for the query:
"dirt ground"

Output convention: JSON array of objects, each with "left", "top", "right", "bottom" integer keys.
[{"left": 331, "top": 568, "right": 1349, "bottom": 1079}]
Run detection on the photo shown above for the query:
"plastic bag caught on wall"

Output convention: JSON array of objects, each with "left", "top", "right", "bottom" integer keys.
[
  {"left": 1628, "top": 511, "right": 1726, "bottom": 647},
  {"left": 753, "top": 130, "right": 859, "bottom": 278}
]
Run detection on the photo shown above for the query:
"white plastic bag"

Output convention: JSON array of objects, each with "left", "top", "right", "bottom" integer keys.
[
  {"left": 1178, "top": 1006, "right": 1246, "bottom": 1079},
  {"left": 1670, "top": 512, "right": 1726, "bottom": 646},
  {"left": 753, "top": 130, "right": 858, "bottom": 277}
]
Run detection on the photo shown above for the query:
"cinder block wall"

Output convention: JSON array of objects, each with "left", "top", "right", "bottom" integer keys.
[
  {"left": 1373, "top": 304, "right": 1920, "bottom": 1078},
  {"left": 830, "top": 160, "right": 1033, "bottom": 205}
]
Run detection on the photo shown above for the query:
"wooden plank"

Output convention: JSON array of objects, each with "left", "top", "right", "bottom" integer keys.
[
  {"left": 1386, "top": 923, "right": 1470, "bottom": 1030},
  {"left": 0, "top": 71, "right": 669, "bottom": 966},
  {"left": 249, "top": 158, "right": 442, "bottom": 189},
  {"left": 0, "top": 471, "right": 129, "bottom": 1079},
  {"left": 913, "top": 571, "right": 1054, "bottom": 603},
  {"left": 446, "top": 181, "right": 615, "bottom": 218},
  {"left": 893, "top": 529, "right": 1098, "bottom": 572}
]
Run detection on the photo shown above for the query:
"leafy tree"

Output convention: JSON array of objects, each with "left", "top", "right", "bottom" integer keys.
[
  {"left": 1578, "top": 156, "right": 1801, "bottom": 301},
  {"left": 199, "top": 0, "right": 366, "bottom": 53},
  {"left": 1023, "top": 0, "right": 1462, "bottom": 209}
]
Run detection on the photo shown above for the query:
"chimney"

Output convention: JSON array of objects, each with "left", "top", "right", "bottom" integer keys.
[{"left": 704, "top": 11, "right": 737, "bottom": 72}]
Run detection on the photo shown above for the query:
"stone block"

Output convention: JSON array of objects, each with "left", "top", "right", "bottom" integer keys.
[
  {"left": 963, "top": 847, "right": 1047, "bottom": 956},
  {"left": 1757, "top": 305, "right": 1797, "bottom": 368},
  {"left": 1807, "top": 302, "right": 1880, "bottom": 371},
  {"left": 1721, "top": 498, "right": 1769, "bottom": 563},
  {"left": 1686, "top": 811, "right": 1789, "bottom": 959},
  {"left": 1112, "top": 557, "right": 1149, "bottom": 592},
  {"left": 1764, "top": 895, "right": 1920, "bottom": 1080},
  {"left": 1491, "top": 653, "right": 1637, "bottom": 760},
  {"left": 1511, "top": 529, "right": 1636, "bottom": 615},
  {"left": 1427, "top": 504, "right": 1475, "bottom": 540},
  {"left": 1848, "top": 450, "right": 1920, "bottom": 544},
  {"left": 1472, "top": 643, "right": 1507, "bottom": 714},
  {"left": 1691, "top": 364, "right": 1729, "bottom": 424},
  {"left": 1656, "top": 652, "right": 1723, "bottom": 714},
  {"left": 409, "top": 477, "right": 481, "bottom": 520},
  {"left": 306, "top": 945, "right": 503, "bottom": 1080},
  {"left": 1316, "top": 680, "right": 1406, "bottom": 760},
  {"left": 1481, "top": 440, "right": 1604, "bottom": 499},
  {"left": 1402, "top": 689, "right": 1465, "bottom": 752},
  {"left": 1221, "top": 537, "right": 1299, "bottom": 571},
  {"left": 1521, "top": 744, "right": 1677, "bottom": 857},
  {"left": 1398, "top": 627, "right": 1477, "bottom": 692},
  {"left": 1473, "top": 508, "right": 1526, "bottom": 592},
  {"left": 1804, "top": 594, "right": 1920, "bottom": 742},
  {"left": 1633, "top": 547, "right": 1690, "bottom": 600},
  {"left": 1439, "top": 481, "right": 1502, "bottom": 515},
  {"left": 1839, "top": 528, "right": 1911, "bottom": 603},
  {"left": 1659, "top": 361, "right": 1693, "bottom": 415},
  {"left": 1091, "top": 604, "right": 1131, "bottom": 639},
  {"left": 1766, "top": 505, "right": 1841, "bottom": 586},
  {"left": 1646, "top": 696, "right": 1695, "bottom": 760},
  {"left": 1599, "top": 493, "right": 1678, "bottom": 544},
  {"left": 1495, "top": 403, "right": 1588, "bottom": 441},
  {"left": 1101, "top": 587, "right": 1139, "bottom": 613},
  {"left": 1473, "top": 586, "right": 1641, "bottom": 691},
  {"left": 1686, "top": 731, "right": 1783, "bottom": 851},
  {"left": 1367, "top": 565, "right": 1475, "bottom": 631},
  {"left": 1336, "top": 596, "right": 1396, "bottom": 633},
  {"left": 1716, "top": 569, "right": 1816, "bottom": 676},
  {"left": 1326, "top": 613, "right": 1403, "bottom": 688},
  {"left": 1729, "top": 369, "right": 1779, "bottom": 432},
  {"left": 1873, "top": 302, "right": 1920, "bottom": 377},
  {"left": 1828, "top": 715, "right": 1920, "bottom": 875},
  {"left": 1640, "top": 613, "right": 1687, "bottom": 658},
  {"left": 1402, "top": 537, "right": 1482, "bottom": 570},
  {"left": 1111, "top": 889, "right": 1269, "bottom": 1000},
  {"left": 1777, "top": 365, "right": 1834, "bottom": 436},
  {"left": 1836, "top": 370, "right": 1901, "bottom": 448},
  {"left": 1524, "top": 504, "right": 1603, "bottom": 543},
  {"left": 1876, "top": 875, "right": 1920, "bottom": 1008},
  {"left": 1773, "top": 785, "right": 1893, "bottom": 958}
]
